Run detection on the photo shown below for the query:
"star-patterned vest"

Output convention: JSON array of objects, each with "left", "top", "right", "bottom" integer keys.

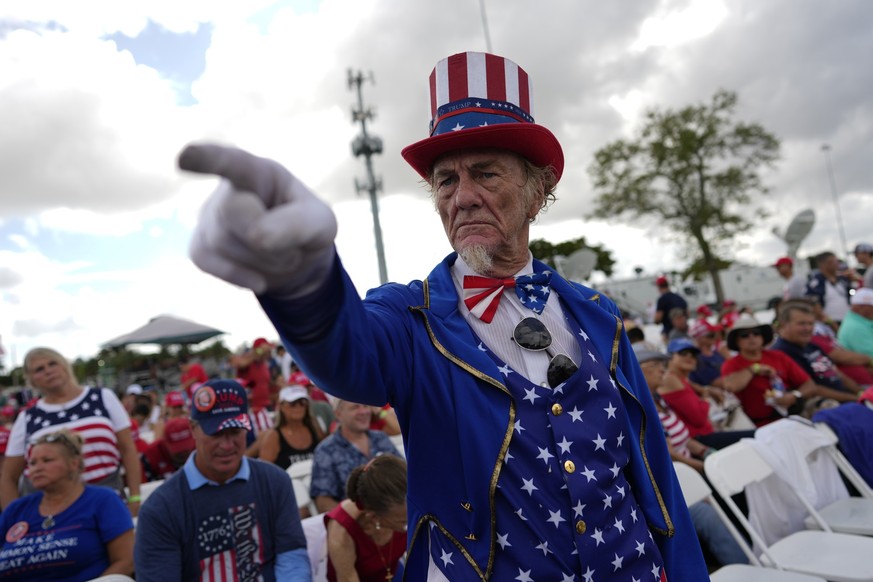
[
  {"left": 23, "top": 387, "right": 122, "bottom": 483},
  {"left": 429, "top": 309, "right": 666, "bottom": 582}
]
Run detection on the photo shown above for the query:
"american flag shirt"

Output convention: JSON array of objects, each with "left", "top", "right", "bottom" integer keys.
[{"left": 429, "top": 314, "right": 665, "bottom": 581}]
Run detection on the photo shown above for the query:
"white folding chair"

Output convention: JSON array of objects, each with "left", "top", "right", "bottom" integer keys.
[
  {"left": 301, "top": 514, "right": 328, "bottom": 582},
  {"left": 672, "top": 462, "right": 825, "bottom": 581},
  {"left": 705, "top": 440, "right": 873, "bottom": 582},
  {"left": 287, "top": 458, "right": 314, "bottom": 490},
  {"left": 139, "top": 479, "right": 165, "bottom": 504},
  {"left": 389, "top": 433, "right": 405, "bottom": 458},
  {"left": 291, "top": 477, "right": 318, "bottom": 517}
]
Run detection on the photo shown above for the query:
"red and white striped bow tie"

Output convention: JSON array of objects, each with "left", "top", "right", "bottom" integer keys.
[{"left": 462, "top": 272, "right": 552, "bottom": 323}]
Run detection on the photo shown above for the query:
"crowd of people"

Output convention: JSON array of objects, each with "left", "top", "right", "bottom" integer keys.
[{"left": 2, "top": 48, "right": 873, "bottom": 580}]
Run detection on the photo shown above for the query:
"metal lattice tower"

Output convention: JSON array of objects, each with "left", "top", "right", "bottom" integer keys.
[{"left": 348, "top": 69, "right": 388, "bottom": 285}]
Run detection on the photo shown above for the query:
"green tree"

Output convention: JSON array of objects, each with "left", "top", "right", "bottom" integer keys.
[
  {"left": 588, "top": 89, "right": 780, "bottom": 303},
  {"left": 529, "top": 236, "right": 616, "bottom": 280}
]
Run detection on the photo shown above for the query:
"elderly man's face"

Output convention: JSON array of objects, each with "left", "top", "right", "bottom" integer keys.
[
  {"left": 432, "top": 149, "right": 542, "bottom": 275},
  {"left": 779, "top": 310, "right": 815, "bottom": 345}
]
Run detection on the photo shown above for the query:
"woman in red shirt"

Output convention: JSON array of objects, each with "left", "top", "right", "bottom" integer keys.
[
  {"left": 325, "top": 455, "right": 407, "bottom": 582},
  {"left": 721, "top": 314, "right": 812, "bottom": 426}
]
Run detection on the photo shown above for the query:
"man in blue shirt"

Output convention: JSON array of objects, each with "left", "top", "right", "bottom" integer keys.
[
  {"left": 135, "top": 379, "right": 310, "bottom": 581},
  {"left": 310, "top": 399, "right": 401, "bottom": 513}
]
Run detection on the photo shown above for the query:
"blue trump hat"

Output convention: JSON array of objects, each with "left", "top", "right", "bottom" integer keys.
[{"left": 191, "top": 379, "right": 251, "bottom": 435}]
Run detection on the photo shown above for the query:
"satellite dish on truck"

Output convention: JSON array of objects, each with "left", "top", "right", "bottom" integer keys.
[
  {"left": 772, "top": 209, "right": 815, "bottom": 258},
  {"left": 555, "top": 249, "right": 598, "bottom": 282}
]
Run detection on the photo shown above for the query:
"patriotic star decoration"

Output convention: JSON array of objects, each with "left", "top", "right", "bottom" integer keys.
[
  {"left": 590, "top": 528, "right": 605, "bottom": 546},
  {"left": 635, "top": 540, "right": 647, "bottom": 556},
  {"left": 604, "top": 403, "right": 617, "bottom": 418},
  {"left": 515, "top": 568, "right": 534, "bottom": 582},
  {"left": 536, "top": 446, "right": 554, "bottom": 465},
  {"left": 535, "top": 540, "right": 552, "bottom": 556},
  {"left": 573, "top": 500, "right": 586, "bottom": 517},
  {"left": 612, "top": 553, "right": 625, "bottom": 571},
  {"left": 440, "top": 549, "right": 454, "bottom": 567},
  {"left": 568, "top": 407, "right": 584, "bottom": 422},
  {"left": 614, "top": 517, "right": 625, "bottom": 534},
  {"left": 586, "top": 375, "right": 599, "bottom": 391},
  {"left": 583, "top": 565, "right": 595, "bottom": 582},
  {"left": 581, "top": 466, "right": 597, "bottom": 482},
  {"left": 451, "top": 122, "right": 465, "bottom": 131},
  {"left": 521, "top": 477, "right": 538, "bottom": 496},
  {"left": 617, "top": 432, "right": 626, "bottom": 447},
  {"left": 499, "top": 364, "right": 513, "bottom": 377},
  {"left": 587, "top": 350, "right": 597, "bottom": 362},
  {"left": 546, "top": 509, "right": 566, "bottom": 528},
  {"left": 561, "top": 573, "right": 575, "bottom": 582},
  {"left": 579, "top": 328, "right": 590, "bottom": 342},
  {"left": 651, "top": 564, "right": 662, "bottom": 579},
  {"left": 497, "top": 532, "right": 511, "bottom": 549},
  {"left": 514, "top": 420, "right": 525, "bottom": 435},
  {"left": 609, "top": 463, "right": 621, "bottom": 478},
  {"left": 557, "top": 436, "right": 573, "bottom": 455},
  {"left": 593, "top": 434, "right": 607, "bottom": 451},
  {"left": 523, "top": 387, "right": 540, "bottom": 404}
]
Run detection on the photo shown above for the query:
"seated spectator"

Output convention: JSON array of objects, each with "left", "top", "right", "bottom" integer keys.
[
  {"left": 661, "top": 339, "right": 755, "bottom": 447},
  {"left": 689, "top": 320, "right": 730, "bottom": 383},
  {"left": 837, "top": 288, "right": 873, "bottom": 358},
  {"left": 772, "top": 300, "right": 864, "bottom": 402},
  {"left": 310, "top": 399, "right": 401, "bottom": 514},
  {"left": 634, "top": 347, "right": 749, "bottom": 569},
  {"left": 803, "top": 295, "right": 873, "bottom": 385},
  {"left": 666, "top": 307, "right": 690, "bottom": 341},
  {"left": 129, "top": 403, "right": 152, "bottom": 453},
  {"left": 140, "top": 417, "right": 196, "bottom": 482},
  {"left": 135, "top": 379, "right": 310, "bottom": 581},
  {"left": 260, "top": 385, "right": 324, "bottom": 470},
  {"left": 151, "top": 389, "right": 189, "bottom": 441},
  {"left": 0, "top": 429, "right": 134, "bottom": 580},
  {"left": 325, "top": 455, "right": 408, "bottom": 582},
  {"left": 721, "top": 314, "right": 814, "bottom": 426},
  {"left": 661, "top": 339, "right": 715, "bottom": 438}
]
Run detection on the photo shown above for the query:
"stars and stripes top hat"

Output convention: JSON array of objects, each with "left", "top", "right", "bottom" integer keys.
[{"left": 401, "top": 51, "right": 564, "bottom": 181}]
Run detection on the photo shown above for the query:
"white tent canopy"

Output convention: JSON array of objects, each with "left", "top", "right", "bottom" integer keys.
[{"left": 102, "top": 315, "right": 224, "bottom": 349}]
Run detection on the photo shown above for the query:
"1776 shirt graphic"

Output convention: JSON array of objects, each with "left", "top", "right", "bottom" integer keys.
[{"left": 198, "top": 503, "right": 264, "bottom": 582}]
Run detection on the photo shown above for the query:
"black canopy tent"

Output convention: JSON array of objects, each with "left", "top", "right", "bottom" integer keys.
[{"left": 102, "top": 315, "right": 225, "bottom": 349}]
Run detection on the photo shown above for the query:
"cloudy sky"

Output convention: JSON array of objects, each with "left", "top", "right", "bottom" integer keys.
[{"left": 1, "top": 0, "right": 871, "bottom": 369}]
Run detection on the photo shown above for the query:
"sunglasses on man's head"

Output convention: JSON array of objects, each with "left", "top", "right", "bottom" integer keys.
[
  {"left": 736, "top": 330, "right": 762, "bottom": 339},
  {"left": 512, "top": 317, "right": 579, "bottom": 388},
  {"left": 676, "top": 349, "right": 698, "bottom": 357}
]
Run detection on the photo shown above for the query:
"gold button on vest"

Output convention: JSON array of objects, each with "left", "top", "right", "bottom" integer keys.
[
  {"left": 563, "top": 460, "right": 576, "bottom": 473},
  {"left": 575, "top": 520, "right": 586, "bottom": 534},
  {"left": 551, "top": 403, "right": 563, "bottom": 416}
]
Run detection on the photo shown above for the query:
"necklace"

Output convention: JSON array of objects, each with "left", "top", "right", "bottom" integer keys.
[
  {"left": 374, "top": 531, "right": 396, "bottom": 580},
  {"left": 42, "top": 515, "right": 55, "bottom": 530}
]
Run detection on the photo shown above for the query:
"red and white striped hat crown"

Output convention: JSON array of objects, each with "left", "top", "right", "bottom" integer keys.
[{"left": 402, "top": 52, "right": 563, "bottom": 181}]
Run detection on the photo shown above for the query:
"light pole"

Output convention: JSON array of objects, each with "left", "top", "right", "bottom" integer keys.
[
  {"left": 821, "top": 144, "right": 849, "bottom": 261},
  {"left": 348, "top": 69, "right": 388, "bottom": 285}
]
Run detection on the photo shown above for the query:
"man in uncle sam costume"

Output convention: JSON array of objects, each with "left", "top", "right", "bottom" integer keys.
[
  {"left": 134, "top": 380, "right": 310, "bottom": 581},
  {"left": 179, "top": 52, "right": 707, "bottom": 581}
]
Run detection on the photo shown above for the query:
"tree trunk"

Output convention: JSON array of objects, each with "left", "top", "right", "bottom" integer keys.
[{"left": 692, "top": 231, "right": 725, "bottom": 305}]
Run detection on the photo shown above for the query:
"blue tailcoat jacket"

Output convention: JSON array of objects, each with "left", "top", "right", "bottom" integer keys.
[{"left": 261, "top": 253, "right": 707, "bottom": 581}]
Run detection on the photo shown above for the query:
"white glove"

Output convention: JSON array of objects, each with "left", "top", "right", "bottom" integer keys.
[{"left": 180, "top": 143, "right": 338, "bottom": 298}]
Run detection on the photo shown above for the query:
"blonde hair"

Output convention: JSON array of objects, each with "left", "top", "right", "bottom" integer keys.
[{"left": 24, "top": 347, "right": 76, "bottom": 386}]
